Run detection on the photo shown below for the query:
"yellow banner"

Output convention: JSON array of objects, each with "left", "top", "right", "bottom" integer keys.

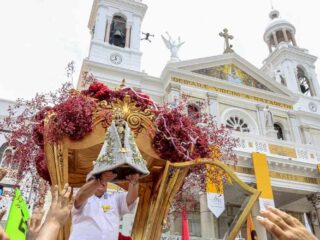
[
  {"left": 206, "top": 164, "right": 225, "bottom": 194},
  {"left": 252, "top": 152, "right": 273, "bottom": 200}
]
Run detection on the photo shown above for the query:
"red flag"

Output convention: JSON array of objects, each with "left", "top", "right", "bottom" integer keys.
[
  {"left": 246, "top": 214, "right": 258, "bottom": 240},
  {"left": 118, "top": 232, "right": 132, "bottom": 240},
  {"left": 182, "top": 207, "right": 190, "bottom": 240}
]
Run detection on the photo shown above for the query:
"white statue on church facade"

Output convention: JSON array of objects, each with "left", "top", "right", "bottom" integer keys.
[
  {"left": 264, "top": 105, "right": 274, "bottom": 130},
  {"left": 161, "top": 32, "right": 185, "bottom": 61}
]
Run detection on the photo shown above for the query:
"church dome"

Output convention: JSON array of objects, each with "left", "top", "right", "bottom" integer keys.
[{"left": 263, "top": 9, "right": 297, "bottom": 53}]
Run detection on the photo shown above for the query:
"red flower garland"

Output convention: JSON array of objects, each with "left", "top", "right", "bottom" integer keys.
[
  {"left": 50, "top": 95, "right": 96, "bottom": 141},
  {"left": 82, "top": 82, "right": 155, "bottom": 111},
  {"left": 152, "top": 104, "right": 210, "bottom": 162}
]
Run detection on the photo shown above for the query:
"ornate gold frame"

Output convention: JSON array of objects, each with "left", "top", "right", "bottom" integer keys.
[
  {"left": 134, "top": 159, "right": 260, "bottom": 240},
  {"left": 44, "top": 95, "right": 260, "bottom": 240}
]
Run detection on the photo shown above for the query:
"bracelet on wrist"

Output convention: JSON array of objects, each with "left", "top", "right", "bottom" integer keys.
[{"left": 129, "top": 181, "right": 138, "bottom": 186}]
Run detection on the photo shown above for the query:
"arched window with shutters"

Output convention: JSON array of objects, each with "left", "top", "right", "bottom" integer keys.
[
  {"left": 187, "top": 103, "right": 201, "bottom": 123},
  {"left": 0, "top": 143, "right": 11, "bottom": 168},
  {"left": 226, "top": 116, "right": 250, "bottom": 133},
  {"left": 222, "top": 108, "right": 259, "bottom": 135}
]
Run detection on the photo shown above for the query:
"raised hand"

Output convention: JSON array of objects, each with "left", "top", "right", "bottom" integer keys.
[
  {"left": 0, "top": 225, "right": 9, "bottom": 240},
  {"left": 257, "top": 207, "right": 317, "bottom": 240},
  {"left": 27, "top": 207, "right": 45, "bottom": 240},
  {"left": 126, "top": 173, "right": 139, "bottom": 206},
  {"left": 126, "top": 173, "right": 139, "bottom": 185},
  {"left": 0, "top": 168, "right": 7, "bottom": 181},
  {"left": 46, "top": 183, "right": 73, "bottom": 227},
  {"left": 36, "top": 183, "right": 73, "bottom": 240},
  {"left": 0, "top": 209, "right": 6, "bottom": 221}
]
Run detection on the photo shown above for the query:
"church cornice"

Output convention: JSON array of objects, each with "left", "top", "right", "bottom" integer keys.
[
  {"left": 78, "top": 59, "right": 163, "bottom": 96},
  {"left": 262, "top": 46, "right": 317, "bottom": 69},
  {"left": 236, "top": 151, "right": 318, "bottom": 176},
  {"left": 163, "top": 67, "right": 298, "bottom": 109},
  {"left": 161, "top": 52, "right": 295, "bottom": 99}
]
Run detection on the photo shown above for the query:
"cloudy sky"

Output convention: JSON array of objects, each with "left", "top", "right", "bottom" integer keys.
[{"left": 0, "top": 0, "right": 319, "bottom": 101}]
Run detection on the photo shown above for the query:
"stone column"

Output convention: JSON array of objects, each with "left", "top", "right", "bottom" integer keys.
[
  {"left": 282, "top": 29, "right": 289, "bottom": 42},
  {"left": 207, "top": 92, "right": 220, "bottom": 124},
  {"left": 309, "top": 67, "right": 320, "bottom": 97},
  {"left": 272, "top": 32, "right": 278, "bottom": 46},
  {"left": 104, "top": 17, "right": 112, "bottom": 43},
  {"left": 308, "top": 193, "right": 320, "bottom": 226},
  {"left": 301, "top": 126, "right": 313, "bottom": 144},
  {"left": 166, "top": 83, "right": 181, "bottom": 105},
  {"left": 94, "top": 6, "right": 108, "bottom": 42},
  {"left": 291, "top": 31, "right": 297, "bottom": 46},
  {"left": 268, "top": 40, "right": 272, "bottom": 53},
  {"left": 287, "top": 111, "right": 302, "bottom": 144},
  {"left": 125, "top": 24, "right": 132, "bottom": 48},
  {"left": 199, "top": 193, "right": 218, "bottom": 239},
  {"left": 130, "top": 16, "right": 141, "bottom": 50},
  {"left": 256, "top": 104, "right": 266, "bottom": 136}
]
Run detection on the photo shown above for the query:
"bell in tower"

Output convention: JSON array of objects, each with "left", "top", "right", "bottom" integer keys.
[{"left": 109, "top": 15, "right": 127, "bottom": 48}]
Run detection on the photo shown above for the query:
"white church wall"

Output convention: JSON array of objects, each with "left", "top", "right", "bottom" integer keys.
[{"left": 89, "top": 42, "right": 142, "bottom": 71}]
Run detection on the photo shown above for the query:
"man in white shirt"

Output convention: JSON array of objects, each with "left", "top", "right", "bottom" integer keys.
[{"left": 69, "top": 171, "right": 139, "bottom": 240}]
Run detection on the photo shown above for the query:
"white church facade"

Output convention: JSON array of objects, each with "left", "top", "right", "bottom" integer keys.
[{"left": 77, "top": 0, "right": 320, "bottom": 239}]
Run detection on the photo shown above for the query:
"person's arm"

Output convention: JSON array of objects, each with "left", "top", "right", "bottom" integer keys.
[
  {"left": 126, "top": 174, "right": 139, "bottom": 206},
  {"left": 0, "top": 225, "right": 9, "bottom": 240},
  {"left": 257, "top": 206, "right": 317, "bottom": 240},
  {"left": 74, "top": 179, "right": 100, "bottom": 209},
  {"left": 74, "top": 171, "right": 117, "bottom": 209},
  {"left": 36, "top": 183, "right": 73, "bottom": 240},
  {"left": 0, "top": 208, "right": 8, "bottom": 240},
  {"left": 27, "top": 207, "right": 44, "bottom": 240},
  {"left": 0, "top": 168, "right": 7, "bottom": 181}
]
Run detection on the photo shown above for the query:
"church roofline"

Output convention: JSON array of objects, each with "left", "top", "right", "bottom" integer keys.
[
  {"left": 0, "top": 98, "right": 16, "bottom": 104},
  {"left": 160, "top": 52, "right": 296, "bottom": 99},
  {"left": 163, "top": 67, "right": 298, "bottom": 107},
  {"left": 262, "top": 45, "right": 318, "bottom": 69}
]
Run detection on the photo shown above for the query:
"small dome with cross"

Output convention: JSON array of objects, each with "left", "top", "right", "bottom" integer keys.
[{"left": 263, "top": 9, "right": 297, "bottom": 53}]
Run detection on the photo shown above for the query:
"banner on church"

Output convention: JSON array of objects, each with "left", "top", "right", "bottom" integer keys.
[
  {"left": 252, "top": 152, "right": 275, "bottom": 210},
  {"left": 206, "top": 165, "right": 225, "bottom": 218}
]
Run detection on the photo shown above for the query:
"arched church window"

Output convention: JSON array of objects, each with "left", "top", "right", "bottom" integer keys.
[
  {"left": 226, "top": 116, "right": 250, "bottom": 133},
  {"left": 273, "top": 123, "right": 284, "bottom": 140},
  {"left": 0, "top": 143, "right": 11, "bottom": 168},
  {"left": 109, "top": 15, "right": 127, "bottom": 48},
  {"left": 187, "top": 103, "right": 200, "bottom": 122},
  {"left": 297, "top": 67, "right": 313, "bottom": 96}
]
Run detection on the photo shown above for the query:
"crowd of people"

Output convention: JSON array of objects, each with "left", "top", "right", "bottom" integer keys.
[{"left": 0, "top": 169, "right": 318, "bottom": 240}]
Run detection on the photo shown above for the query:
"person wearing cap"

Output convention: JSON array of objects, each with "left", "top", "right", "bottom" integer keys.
[
  {"left": 69, "top": 171, "right": 139, "bottom": 240},
  {"left": 69, "top": 117, "right": 149, "bottom": 240}
]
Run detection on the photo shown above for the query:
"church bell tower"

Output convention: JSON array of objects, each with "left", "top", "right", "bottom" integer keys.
[
  {"left": 87, "top": 0, "right": 147, "bottom": 71},
  {"left": 262, "top": 9, "right": 320, "bottom": 98}
]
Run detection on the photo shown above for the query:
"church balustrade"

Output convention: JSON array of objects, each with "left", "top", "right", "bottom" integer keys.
[{"left": 233, "top": 132, "right": 320, "bottom": 164}]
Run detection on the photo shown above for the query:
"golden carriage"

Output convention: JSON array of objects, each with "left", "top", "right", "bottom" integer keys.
[{"left": 44, "top": 94, "right": 260, "bottom": 240}]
